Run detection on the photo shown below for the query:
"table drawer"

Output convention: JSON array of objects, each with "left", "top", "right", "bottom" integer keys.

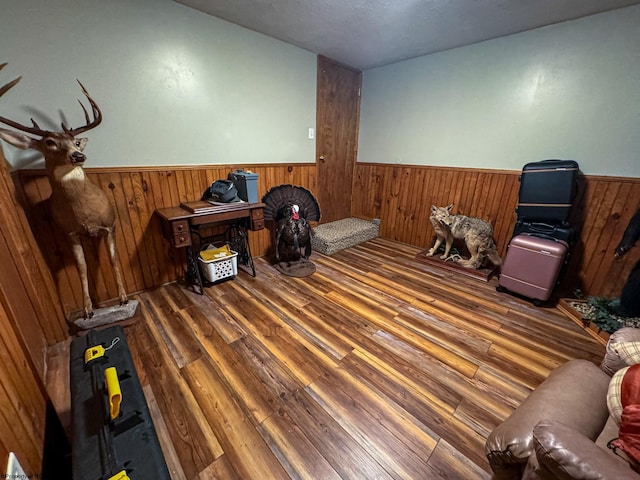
[
  {"left": 250, "top": 219, "right": 265, "bottom": 231},
  {"left": 172, "top": 232, "right": 191, "bottom": 247},
  {"left": 251, "top": 209, "right": 264, "bottom": 220},
  {"left": 171, "top": 220, "right": 189, "bottom": 235}
]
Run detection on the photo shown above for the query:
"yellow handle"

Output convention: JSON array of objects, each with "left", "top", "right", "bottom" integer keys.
[
  {"left": 84, "top": 345, "right": 105, "bottom": 363},
  {"left": 107, "top": 470, "right": 130, "bottom": 480},
  {"left": 104, "top": 367, "right": 122, "bottom": 420}
]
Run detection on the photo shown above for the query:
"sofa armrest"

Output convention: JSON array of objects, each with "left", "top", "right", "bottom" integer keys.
[
  {"left": 530, "top": 420, "right": 639, "bottom": 480},
  {"left": 486, "top": 360, "right": 611, "bottom": 480},
  {"left": 601, "top": 328, "right": 640, "bottom": 376}
]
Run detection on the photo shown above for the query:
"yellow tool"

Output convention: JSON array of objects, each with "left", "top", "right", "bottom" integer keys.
[
  {"left": 108, "top": 470, "right": 130, "bottom": 480},
  {"left": 84, "top": 344, "right": 105, "bottom": 363},
  {"left": 104, "top": 367, "right": 122, "bottom": 420}
]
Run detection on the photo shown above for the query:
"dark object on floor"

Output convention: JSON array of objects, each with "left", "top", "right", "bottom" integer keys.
[
  {"left": 70, "top": 326, "right": 170, "bottom": 480},
  {"left": 619, "top": 262, "right": 640, "bottom": 317},
  {"left": 576, "top": 296, "right": 640, "bottom": 334},
  {"left": 262, "top": 184, "right": 321, "bottom": 261},
  {"left": 615, "top": 208, "right": 640, "bottom": 317},
  {"left": 497, "top": 234, "right": 569, "bottom": 305},
  {"left": 42, "top": 400, "right": 72, "bottom": 480},
  {"left": 274, "top": 259, "right": 317, "bottom": 277},
  {"left": 516, "top": 159, "right": 579, "bottom": 224}
]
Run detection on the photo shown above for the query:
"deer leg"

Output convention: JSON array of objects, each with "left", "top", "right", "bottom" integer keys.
[
  {"left": 69, "top": 233, "right": 93, "bottom": 318},
  {"left": 105, "top": 229, "right": 128, "bottom": 305}
]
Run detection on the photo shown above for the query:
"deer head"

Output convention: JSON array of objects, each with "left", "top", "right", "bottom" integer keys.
[{"left": 0, "top": 62, "right": 102, "bottom": 172}]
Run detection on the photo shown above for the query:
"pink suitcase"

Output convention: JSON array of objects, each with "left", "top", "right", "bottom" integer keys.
[{"left": 497, "top": 234, "right": 568, "bottom": 304}]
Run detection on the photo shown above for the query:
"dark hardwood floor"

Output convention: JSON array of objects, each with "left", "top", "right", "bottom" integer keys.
[{"left": 48, "top": 238, "right": 605, "bottom": 479}]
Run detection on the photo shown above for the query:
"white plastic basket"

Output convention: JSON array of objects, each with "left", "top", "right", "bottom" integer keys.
[{"left": 198, "top": 250, "right": 238, "bottom": 282}]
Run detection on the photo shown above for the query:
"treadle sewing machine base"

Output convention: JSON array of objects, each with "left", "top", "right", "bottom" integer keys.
[{"left": 156, "top": 201, "right": 265, "bottom": 294}]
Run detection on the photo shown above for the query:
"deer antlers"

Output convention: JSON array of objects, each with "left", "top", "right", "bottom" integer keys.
[{"left": 0, "top": 62, "right": 102, "bottom": 137}]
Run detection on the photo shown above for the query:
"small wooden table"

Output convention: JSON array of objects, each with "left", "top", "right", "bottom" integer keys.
[{"left": 156, "top": 201, "right": 265, "bottom": 293}]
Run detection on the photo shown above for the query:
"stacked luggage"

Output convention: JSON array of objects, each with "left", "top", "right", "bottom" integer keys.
[{"left": 497, "top": 159, "right": 579, "bottom": 305}]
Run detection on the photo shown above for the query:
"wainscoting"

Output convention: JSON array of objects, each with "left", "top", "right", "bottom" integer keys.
[
  {"left": 14, "top": 164, "right": 316, "bottom": 329},
  {"left": 352, "top": 163, "right": 640, "bottom": 300},
  {"left": 13, "top": 163, "right": 639, "bottom": 329}
]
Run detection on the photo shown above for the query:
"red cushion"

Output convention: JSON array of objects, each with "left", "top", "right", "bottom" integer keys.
[{"left": 613, "top": 364, "right": 640, "bottom": 469}]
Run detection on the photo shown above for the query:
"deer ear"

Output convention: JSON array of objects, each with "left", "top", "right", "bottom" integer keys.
[{"left": 0, "top": 129, "right": 35, "bottom": 150}]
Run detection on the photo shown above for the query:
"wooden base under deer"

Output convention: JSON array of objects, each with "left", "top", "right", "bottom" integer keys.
[
  {"left": 69, "top": 300, "right": 140, "bottom": 333},
  {"left": 415, "top": 249, "right": 499, "bottom": 282}
]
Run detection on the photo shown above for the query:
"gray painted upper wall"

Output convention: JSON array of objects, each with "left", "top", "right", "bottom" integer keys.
[
  {"left": 358, "top": 5, "right": 640, "bottom": 177},
  {"left": 0, "top": 0, "right": 317, "bottom": 169},
  {"left": 2, "top": 1, "right": 639, "bottom": 177}
]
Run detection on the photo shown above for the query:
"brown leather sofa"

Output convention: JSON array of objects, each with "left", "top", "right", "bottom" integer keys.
[{"left": 485, "top": 327, "right": 640, "bottom": 480}]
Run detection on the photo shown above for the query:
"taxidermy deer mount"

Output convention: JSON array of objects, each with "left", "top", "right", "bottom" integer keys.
[{"left": 0, "top": 62, "right": 128, "bottom": 319}]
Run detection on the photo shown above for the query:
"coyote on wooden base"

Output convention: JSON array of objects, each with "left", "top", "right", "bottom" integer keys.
[{"left": 427, "top": 204, "right": 502, "bottom": 270}]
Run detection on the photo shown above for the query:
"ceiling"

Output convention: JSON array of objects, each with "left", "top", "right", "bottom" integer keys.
[{"left": 175, "top": 0, "right": 640, "bottom": 70}]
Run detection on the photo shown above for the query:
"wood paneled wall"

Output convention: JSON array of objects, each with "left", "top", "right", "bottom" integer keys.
[
  {"left": 352, "top": 163, "right": 640, "bottom": 299},
  {"left": 15, "top": 164, "right": 317, "bottom": 325},
  {"left": 0, "top": 301, "right": 46, "bottom": 476},
  {"left": 352, "top": 164, "right": 521, "bottom": 258},
  {"left": 12, "top": 162, "right": 638, "bottom": 330},
  {"left": 0, "top": 147, "right": 64, "bottom": 476}
]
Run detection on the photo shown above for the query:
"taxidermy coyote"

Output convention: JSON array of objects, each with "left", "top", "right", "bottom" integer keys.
[{"left": 427, "top": 204, "right": 503, "bottom": 269}]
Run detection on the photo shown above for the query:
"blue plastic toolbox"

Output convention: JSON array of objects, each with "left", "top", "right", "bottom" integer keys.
[{"left": 228, "top": 169, "right": 259, "bottom": 203}]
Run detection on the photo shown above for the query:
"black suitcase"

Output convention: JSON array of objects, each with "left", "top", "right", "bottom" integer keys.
[
  {"left": 70, "top": 326, "right": 170, "bottom": 480},
  {"left": 516, "top": 159, "right": 579, "bottom": 223},
  {"left": 512, "top": 220, "right": 576, "bottom": 245}
]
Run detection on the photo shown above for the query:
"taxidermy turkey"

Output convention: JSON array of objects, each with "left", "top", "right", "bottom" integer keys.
[{"left": 262, "top": 184, "right": 321, "bottom": 261}]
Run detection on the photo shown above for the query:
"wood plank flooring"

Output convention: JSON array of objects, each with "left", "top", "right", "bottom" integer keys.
[{"left": 48, "top": 238, "right": 605, "bottom": 479}]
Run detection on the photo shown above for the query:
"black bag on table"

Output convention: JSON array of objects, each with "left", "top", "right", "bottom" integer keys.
[{"left": 202, "top": 179, "right": 240, "bottom": 203}]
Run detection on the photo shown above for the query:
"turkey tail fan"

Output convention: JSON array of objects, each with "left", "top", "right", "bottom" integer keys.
[{"left": 261, "top": 184, "right": 321, "bottom": 222}]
